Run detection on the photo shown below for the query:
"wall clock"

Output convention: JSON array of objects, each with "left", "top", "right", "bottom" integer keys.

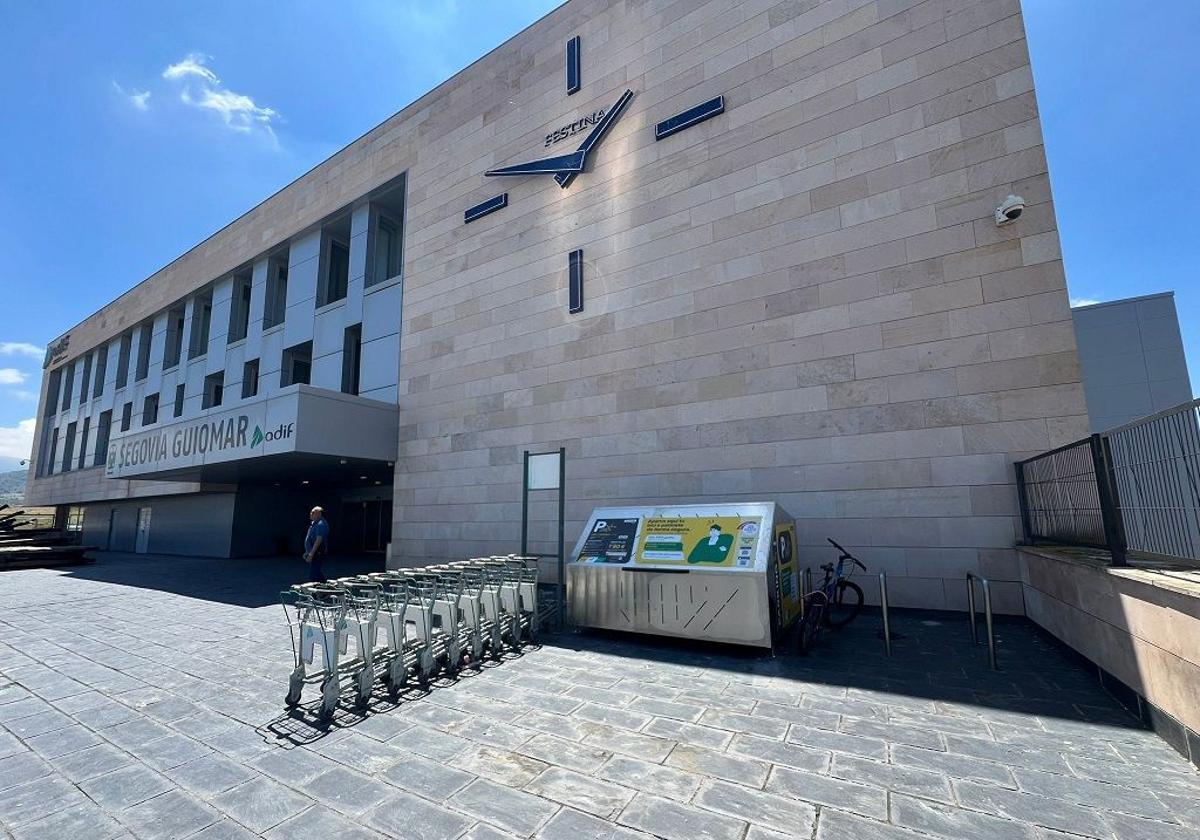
[{"left": 462, "top": 35, "right": 728, "bottom": 315}]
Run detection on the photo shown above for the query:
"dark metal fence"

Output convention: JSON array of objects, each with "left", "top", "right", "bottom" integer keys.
[{"left": 1016, "top": 399, "right": 1200, "bottom": 566}]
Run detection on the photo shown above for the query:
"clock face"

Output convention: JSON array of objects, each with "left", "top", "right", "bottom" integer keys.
[{"left": 462, "top": 35, "right": 727, "bottom": 315}]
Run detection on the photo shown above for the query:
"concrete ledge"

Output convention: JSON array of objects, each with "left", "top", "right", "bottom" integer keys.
[{"left": 1019, "top": 546, "right": 1200, "bottom": 766}]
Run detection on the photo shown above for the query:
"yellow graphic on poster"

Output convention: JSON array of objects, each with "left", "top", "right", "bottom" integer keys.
[
  {"left": 635, "top": 516, "right": 762, "bottom": 568},
  {"left": 774, "top": 522, "right": 802, "bottom": 625}
]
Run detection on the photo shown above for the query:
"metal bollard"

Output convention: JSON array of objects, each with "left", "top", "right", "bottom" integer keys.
[
  {"left": 966, "top": 574, "right": 978, "bottom": 644},
  {"left": 879, "top": 572, "right": 891, "bottom": 656},
  {"left": 965, "top": 573, "right": 998, "bottom": 671},
  {"left": 981, "top": 578, "right": 997, "bottom": 671},
  {"left": 801, "top": 568, "right": 813, "bottom": 616}
]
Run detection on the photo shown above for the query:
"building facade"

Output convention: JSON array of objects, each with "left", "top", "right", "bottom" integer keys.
[
  {"left": 27, "top": 0, "right": 1089, "bottom": 612},
  {"left": 1072, "top": 293, "right": 1193, "bottom": 432}
]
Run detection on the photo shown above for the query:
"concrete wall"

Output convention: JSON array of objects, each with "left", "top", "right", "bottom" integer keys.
[
  {"left": 390, "top": 0, "right": 1089, "bottom": 610},
  {"left": 1020, "top": 547, "right": 1200, "bottom": 744},
  {"left": 82, "top": 493, "right": 237, "bottom": 557},
  {"left": 1072, "top": 293, "right": 1193, "bottom": 432}
]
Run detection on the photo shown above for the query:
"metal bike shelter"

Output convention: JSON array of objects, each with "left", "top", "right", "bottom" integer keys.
[{"left": 566, "top": 501, "right": 800, "bottom": 649}]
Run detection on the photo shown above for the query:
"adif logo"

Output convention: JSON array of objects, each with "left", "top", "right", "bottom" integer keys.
[{"left": 251, "top": 422, "right": 295, "bottom": 448}]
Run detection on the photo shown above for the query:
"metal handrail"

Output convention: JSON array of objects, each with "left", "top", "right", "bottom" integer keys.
[{"left": 965, "top": 573, "right": 997, "bottom": 670}]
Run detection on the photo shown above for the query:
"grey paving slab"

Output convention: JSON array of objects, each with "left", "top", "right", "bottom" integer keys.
[
  {"left": 617, "top": 792, "right": 747, "bottom": 840},
  {"left": 383, "top": 751, "right": 476, "bottom": 799},
  {"left": 8, "top": 800, "right": 125, "bottom": 840},
  {"left": 118, "top": 789, "right": 220, "bottom": 840},
  {"left": 363, "top": 790, "right": 474, "bottom": 840},
  {"left": 1, "top": 554, "right": 1197, "bottom": 840},
  {"left": 210, "top": 776, "right": 314, "bottom": 833},
  {"left": 301, "top": 765, "right": 393, "bottom": 816},
  {"left": 166, "top": 754, "right": 259, "bottom": 796},
  {"left": 450, "top": 743, "right": 547, "bottom": 788},
  {"left": 765, "top": 763, "right": 889, "bottom": 820},
  {"left": 518, "top": 733, "right": 612, "bottom": 774},
  {"left": 50, "top": 742, "right": 136, "bottom": 782},
  {"left": 78, "top": 764, "right": 174, "bottom": 810},
  {"left": 536, "top": 807, "right": 656, "bottom": 840},
  {"left": 525, "top": 766, "right": 635, "bottom": 819}
]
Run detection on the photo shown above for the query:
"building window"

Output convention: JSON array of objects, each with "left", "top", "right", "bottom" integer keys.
[
  {"left": 65, "top": 506, "right": 84, "bottom": 532},
  {"left": 164, "top": 305, "right": 185, "bottom": 369},
  {"left": 135, "top": 322, "right": 153, "bottom": 381},
  {"left": 264, "top": 254, "right": 288, "bottom": 329},
  {"left": 319, "top": 237, "right": 350, "bottom": 306},
  {"left": 94, "top": 410, "right": 112, "bottom": 467},
  {"left": 174, "top": 383, "right": 185, "bottom": 417},
  {"left": 93, "top": 344, "right": 107, "bottom": 397},
  {"left": 368, "top": 182, "right": 405, "bottom": 287},
  {"left": 188, "top": 292, "right": 213, "bottom": 359},
  {"left": 45, "top": 427, "right": 59, "bottom": 475},
  {"left": 44, "top": 368, "right": 62, "bottom": 417},
  {"left": 115, "top": 332, "right": 132, "bottom": 389},
  {"left": 202, "top": 372, "right": 224, "bottom": 409},
  {"left": 120, "top": 401, "right": 132, "bottom": 432},
  {"left": 79, "top": 352, "right": 93, "bottom": 403},
  {"left": 142, "top": 393, "right": 159, "bottom": 426},
  {"left": 228, "top": 271, "right": 252, "bottom": 343},
  {"left": 78, "top": 417, "right": 91, "bottom": 470},
  {"left": 61, "top": 362, "right": 75, "bottom": 411},
  {"left": 342, "top": 324, "right": 362, "bottom": 395},
  {"left": 242, "top": 359, "right": 259, "bottom": 399},
  {"left": 281, "top": 341, "right": 312, "bottom": 387},
  {"left": 372, "top": 213, "right": 403, "bottom": 285},
  {"left": 62, "top": 421, "right": 77, "bottom": 472}
]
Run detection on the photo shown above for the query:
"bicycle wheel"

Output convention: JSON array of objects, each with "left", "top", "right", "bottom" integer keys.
[
  {"left": 824, "top": 580, "right": 864, "bottom": 628},
  {"left": 796, "top": 597, "right": 824, "bottom": 655}
]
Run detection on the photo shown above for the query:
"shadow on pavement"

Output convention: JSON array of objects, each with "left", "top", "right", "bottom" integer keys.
[{"left": 61, "top": 550, "right": 386, "bottom": 608}]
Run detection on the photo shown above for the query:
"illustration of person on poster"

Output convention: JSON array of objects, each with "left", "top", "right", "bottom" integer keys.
[{"left": 687, "top": 523, "right": 734, "bottom": 564}]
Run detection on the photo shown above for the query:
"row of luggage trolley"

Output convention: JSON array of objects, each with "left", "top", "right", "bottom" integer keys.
[{"left": 281, "top": 556, "right": 541, "bottom": 721}]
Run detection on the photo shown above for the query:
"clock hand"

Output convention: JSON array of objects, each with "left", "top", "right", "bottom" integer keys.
[
  {"left": 485, "top": 149, "right": 585, "bottom": 177},
  {"left": 555, "top": 88, "right": 635, "bottom": 187}
]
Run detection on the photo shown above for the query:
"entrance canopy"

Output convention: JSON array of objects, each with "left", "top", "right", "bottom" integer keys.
[{"left": 104, "top": 385, "right": 398, "bottom": 483}]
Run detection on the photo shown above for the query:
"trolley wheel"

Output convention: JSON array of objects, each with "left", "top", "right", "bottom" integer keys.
[
  {"left": 284, "top": 691, "right": 301, "bottom": 708},
  {"left": 318, "top": 678, "right": 338, "bottom": 722},
  {"left": 825, "top": 580, "right": 864, "bottom": 628},
  {"left": 387, "top": 681, "right": 402, "bottom": 701}
]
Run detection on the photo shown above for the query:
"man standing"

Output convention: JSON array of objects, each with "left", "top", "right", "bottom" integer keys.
[{"left": 303, "top": 506, "right": 330, "bottom": 583}]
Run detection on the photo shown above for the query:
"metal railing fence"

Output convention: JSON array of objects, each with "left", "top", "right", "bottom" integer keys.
[{"left": 1016, "top": 398, "right": 1200, "bottom": 567}]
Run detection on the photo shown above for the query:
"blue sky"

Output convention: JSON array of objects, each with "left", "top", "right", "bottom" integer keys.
[{"left": 0, "top": 1, "right": 1197, "bottom": 469}]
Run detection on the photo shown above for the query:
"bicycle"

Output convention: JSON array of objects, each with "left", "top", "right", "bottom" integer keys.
[{"left": 796, "top": 538, "right": 866, "bottom": 654}]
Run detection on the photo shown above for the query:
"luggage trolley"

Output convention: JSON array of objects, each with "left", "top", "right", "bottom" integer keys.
[
  {"left": 499, "top": 554, "right": 540, "bottom": 642},
  {"left": 282, "top": 583, "right": 348, "bottom": 721},
  {"left": 400, "top": 571, "right": 463, "bottom": 683}
]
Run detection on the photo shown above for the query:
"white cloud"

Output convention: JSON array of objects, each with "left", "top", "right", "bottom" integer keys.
[
  {"left": 10, "top": 390, "right": 36, "bottom": 402},
  {"left": 0, "top": 342, "right": 43, "bottom": 359},
  {"left": 163, "top": 53, "right": 279, "bottom": 139},
  {"left": 112, "top": 81, "right": 151, "bottom": 111},
  {"left": 1070, "top": 297, "right": 1102, "bottom": 307},
  {"left": 181, "top": 87, "right": 278, "bottom": 134},
  {"left": 163, "top": 52, "right": 220, "bottom": 84},
  {"left": 0, "top": 369, "right": 25, "bottom": 385},
  {"left": 0, "top": 418, "right": 35, "bottom": 461}
]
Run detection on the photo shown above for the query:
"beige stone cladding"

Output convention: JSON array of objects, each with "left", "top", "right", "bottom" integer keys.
[{"left": 393, "top": 0, "right": 1088, "bottom": 612}]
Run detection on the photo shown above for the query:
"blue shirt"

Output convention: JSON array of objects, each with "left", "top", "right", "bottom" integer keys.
[{"left": 305, "top": 518, "right": 329, "bottom": 555}]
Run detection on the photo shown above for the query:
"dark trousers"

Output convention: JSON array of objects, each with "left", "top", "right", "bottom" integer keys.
[{"left": 307, "top": 553, "right": 326, "bottom": 582}]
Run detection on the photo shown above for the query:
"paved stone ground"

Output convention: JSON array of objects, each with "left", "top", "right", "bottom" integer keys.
[{"left": 1, "top": 552, "right": 1198, "bottom": 839}]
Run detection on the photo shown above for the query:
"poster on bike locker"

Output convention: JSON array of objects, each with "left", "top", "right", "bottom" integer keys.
[
  {"left": 634, "top": 513, "right": 763, "bottom": 569},
  {"left": 578, "top": 517, "right": 641, "bottom": 564}
]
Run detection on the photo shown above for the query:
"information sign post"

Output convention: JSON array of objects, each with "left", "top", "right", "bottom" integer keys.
[{"left": 521, "top": 447, "right": 566, "bottom": 629}]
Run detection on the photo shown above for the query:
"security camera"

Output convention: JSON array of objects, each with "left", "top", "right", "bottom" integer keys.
[{"left": 995, "top": 195, "right": 1026, "bottom": 226}]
